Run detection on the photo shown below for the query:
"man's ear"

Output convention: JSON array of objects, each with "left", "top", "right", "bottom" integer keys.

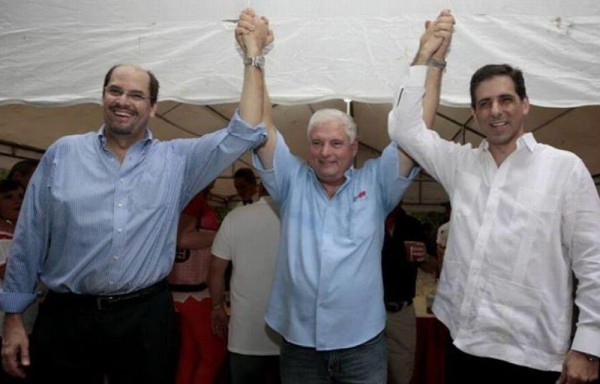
[
  {"left": 150, "top": 103, "right": 158, "bottom": 118},
  {"left": 351, "top": 138, "right": 359, "bottom": 157},
  {"left": 521, "top": 96, "right": 530, "bottom": 116}
]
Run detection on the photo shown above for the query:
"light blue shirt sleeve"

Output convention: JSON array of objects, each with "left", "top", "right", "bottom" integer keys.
[
  {"left": 174, "top": 110, "right": 267, "bottom": 208},
  {"left": 1, "top": 144, "right": 55, "bottom": 312},
  {"left": 252, "top": 131, "right": 303, "bottom": 208},
  {"left": 377, "top": 142, "right": 420, "bottom": 214},
  {"left": 0, "top": 111, "right": 267, "bottom": 313}
]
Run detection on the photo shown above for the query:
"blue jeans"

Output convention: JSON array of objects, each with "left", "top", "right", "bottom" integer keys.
[{"left": 280, "top": 332, "right": 387, "bottom": 384}]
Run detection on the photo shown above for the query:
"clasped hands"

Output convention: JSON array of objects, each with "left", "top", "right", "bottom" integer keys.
[{"left": 235, "top": 8, "right": 274, "bottom": 57}]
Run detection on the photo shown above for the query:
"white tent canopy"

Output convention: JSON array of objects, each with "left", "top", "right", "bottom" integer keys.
[{"left": 1, "top": 0, "right": 599, "bottom": 205}]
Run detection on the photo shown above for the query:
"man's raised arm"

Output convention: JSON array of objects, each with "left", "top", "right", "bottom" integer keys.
[
  {"left": 236, "top": 8, "right": 276, "bottom": 169},
  {"left": 393, "top": 10, "right": 454, "bottom": 177},
  {"left": 388, "top": 10, "right": 454, "bottom": 176}
]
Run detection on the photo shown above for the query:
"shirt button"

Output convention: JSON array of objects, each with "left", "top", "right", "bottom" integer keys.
[
  {"left": 117, "top": 228, "right": 123, "bottom": 233},
  {"left": 113, "top": 255, "right": 119, "bottom": 260},
  {"left": 117, "top": 203, "right": 123, "bottom": 208}
]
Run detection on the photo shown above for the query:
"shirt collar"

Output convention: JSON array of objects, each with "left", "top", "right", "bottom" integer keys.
[
  {"left": 96, "top": 125, "right": 153, "bottom": 149},
  {"left": 479, "top": 132, "right": 537, "bottom": 153},
  {"left": 518, "top": 132, "right": 537, "bottom": 152},
  {"left": 307, "top": 163, "right": 355, "bottom": 183},
  {"left": 305, "top": 163, "right": 355, "bottom": 197}
]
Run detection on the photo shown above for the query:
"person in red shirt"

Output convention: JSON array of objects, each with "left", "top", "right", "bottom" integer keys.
[{"left": 169, "top": 182, "right": 228, "bottom": 384}]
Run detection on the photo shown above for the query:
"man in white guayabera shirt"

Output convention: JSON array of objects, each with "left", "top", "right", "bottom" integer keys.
[{"left": 389, "top": 9, "right": 600, "bottom": 384}]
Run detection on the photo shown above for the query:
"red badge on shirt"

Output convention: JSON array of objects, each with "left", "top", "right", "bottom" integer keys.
[{"left": 354, "top": 190, "right": 367, "bottom": 202}]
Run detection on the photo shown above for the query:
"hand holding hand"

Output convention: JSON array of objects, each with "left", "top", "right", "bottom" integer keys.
[
  {"left": 431, "top": 10, "right": 455, "bottom": 61},
  {"left": 414, "top": 9, "right": 455, "bottom": 65},
  {"left": 235, "top": 8, "right": 274, "bottom": 57}
]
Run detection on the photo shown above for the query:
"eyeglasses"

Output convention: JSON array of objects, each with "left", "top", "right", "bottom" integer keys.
[{"left": 104, "top": 86, "right": 151, "bottom": 103}]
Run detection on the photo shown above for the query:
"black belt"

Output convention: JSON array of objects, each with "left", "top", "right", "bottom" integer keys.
[
  {"left": 45, "top": 279, "right": 168, "bottom": 311},
  {"left": 385, "top": 299, "right": 413, "bottom": 313},
  {"left": 168, "top": 282, "right": 208, "bottom": 292}
]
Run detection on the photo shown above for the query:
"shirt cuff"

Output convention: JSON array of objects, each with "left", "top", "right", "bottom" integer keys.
[
  {"left": 0, "top": 292, "right": 38, "bottom": 313},
  {"left": 407, "top": 65, "right": 428, "bottom": 87},
  {"left": 393, "top": 66, "right": 427, "bottom": 107},
  {"left": 572, "top": 325, "right": 600, "bottom": 358},
  {"left": 229, "top": 110, "right": 268, "bottom": 149}
]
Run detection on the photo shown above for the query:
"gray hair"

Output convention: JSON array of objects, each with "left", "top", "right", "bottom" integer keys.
[{"left": 307, "top": 109, "right": 357, "bottom": 144}]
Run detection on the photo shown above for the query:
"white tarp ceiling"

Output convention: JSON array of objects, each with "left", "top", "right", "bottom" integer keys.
[
  {"left": 1, "top": 0, "right": 599, "bottom": 205},
  {"left": 2, "top": 0, "right": 600, "bottom": 107}
]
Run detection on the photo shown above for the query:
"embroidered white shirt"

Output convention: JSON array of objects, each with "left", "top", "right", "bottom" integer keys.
[{"left": 388, "top": 66, "right": 600, "bottom": 371}]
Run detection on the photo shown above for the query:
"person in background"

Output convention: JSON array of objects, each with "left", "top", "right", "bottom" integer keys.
[
  {"left": 381, "top": 203, "right": 428, "bottom": 384},
  {"left": 0, "top": 180, "right": 23, "bottom": 251},
  {"left": 237, "top": 7, "right": 453, "bottom": 383},
  {"left": 170, "top": 182, "right": 228, "bottom": 384},
  {"left": 7, "top": 160, "right": 39, "bottom": 190},
  {"left": 225, "top": 167, "right": 260, "bottom": 295},
  {"left": 389, "top": 10, "right": 600, "bottom": 383},
  {"left": 209, "top": 184, "right": 281, "bottom": 384},
  {"left": 0, "top": 13, "right": 272, "bottom": 383},
  {"left": 435, "top": 202, "right": 451, "bottom": 280},
  {"left": 0, "top": 179, "right": 28, "bottom": 383},
  {"left": 233, "top": 167, "right": 258, "bottom": 207}
]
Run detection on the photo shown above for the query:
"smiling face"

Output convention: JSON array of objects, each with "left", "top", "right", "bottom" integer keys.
[
  {"left": 472, "top": 75, "right": 530, "bottom": 152},
  {"left": 307, "top": 118, "right": 358, "bottom": 188},
  {"left": 102, "top": 65, "right": 157, "bottom": 144}
]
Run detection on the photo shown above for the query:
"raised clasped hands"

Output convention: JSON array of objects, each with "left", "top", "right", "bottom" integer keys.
[
  {"left": 235, "top": 8, "right": 274, "bottom": 57},
  {"left": 416, "top": 9, "right": 455, "bottom": 64}
]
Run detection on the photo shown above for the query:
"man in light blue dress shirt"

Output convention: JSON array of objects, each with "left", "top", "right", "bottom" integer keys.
[
  {"left": 0, "top": 17, "right": 273, "bottom": 384},
  {"left": 236, "top": 8, "right": 451, "bottom": 384}
]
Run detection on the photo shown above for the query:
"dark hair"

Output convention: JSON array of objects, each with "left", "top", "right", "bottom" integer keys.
[
  {"left": 0, "top": 179, "right": 22, "bottom": 194},
  {"left": 7, "top": 159, "right": 39, "bottom": 180},
  {"left": 233, "top": 168, "right": 257, "bottom": 185},
  {"left": 103, "top": 64, "right": 160, "bottom": 105},
  {"left": 470, "top": 64, "right": 527, "bottom": 109}
]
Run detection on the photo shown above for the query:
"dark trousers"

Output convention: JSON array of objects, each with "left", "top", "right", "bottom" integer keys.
[
  {"left": 28, "top": 285, "right": 179, "bottom": 384},
  {"left": 446, "top": 340, "right": 560, "bottom": 384},
  {"left": 229, "top": 352, "right": 280, "bottom": 384}
]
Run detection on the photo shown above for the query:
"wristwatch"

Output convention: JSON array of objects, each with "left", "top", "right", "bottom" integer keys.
[
  {"left": 427, "top": 57, "right": 447, "bottom": 70},
  {"left": 244, "top": 56, "right": 265, "bottom": 70}
]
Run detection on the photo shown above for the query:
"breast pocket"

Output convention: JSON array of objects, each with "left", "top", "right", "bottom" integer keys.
[
  {"left": 349, "top": 198, "right": 379, "bottom": 241},
  {"left": 515, "top": 188, "right": 560, "bottom": 241},
  {"left": 130, "top": 155, "right": 180, "bottom": 210}
]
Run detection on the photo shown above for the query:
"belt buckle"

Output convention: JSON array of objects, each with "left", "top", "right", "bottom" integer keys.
[{"left": 96, "top": 296, "right": 117, "bottom": 310}]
